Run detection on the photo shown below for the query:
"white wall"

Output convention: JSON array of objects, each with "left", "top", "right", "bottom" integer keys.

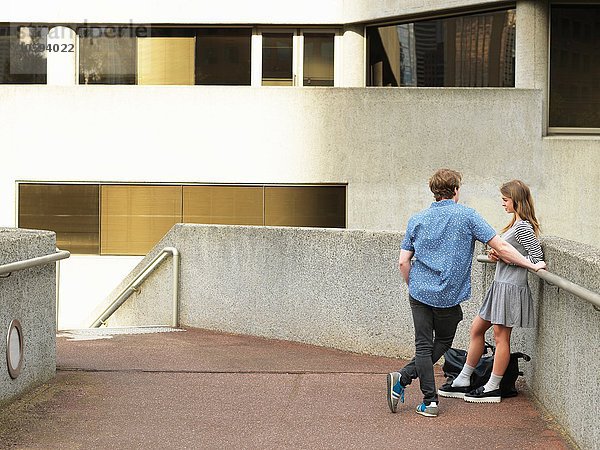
[
  {"left": 2, "top": 0, "right": 508, "bottom": 25},
  {"left": 57, "top": 256, "right": 142, "bottom": 329},
  {"left": 2, "top": 85, "right": 597, "bottom": 245},
  {"left": 3, "top": 85, "right": 598, "bottom": 324}
]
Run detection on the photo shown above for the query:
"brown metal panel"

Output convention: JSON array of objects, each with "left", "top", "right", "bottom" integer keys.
[
  {"left": 101, "top": 185, "right": 182, "bottom": 255},
  {"left": 264, "top": 186, "right": 345, "bottom": 228},
  {"left": 18, "top": 184, "right": 100, "bottom": 254},
  {"left": 183, "top": 186, "right": 263, "bottom": 225},
  {"left": 137, "top": 37, "right": 195, "bottom": 85}
]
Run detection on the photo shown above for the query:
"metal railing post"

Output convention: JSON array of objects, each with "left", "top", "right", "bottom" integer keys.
[
  {"left": 90, "top": 247, "right": 180, "bottom": 328},
  {"left": 0, "top": 250, "right": 70, "bottom": 276}
]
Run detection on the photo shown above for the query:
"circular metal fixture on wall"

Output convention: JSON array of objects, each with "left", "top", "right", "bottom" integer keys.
[{"left": 6, "top": 319, "right": 24, "bottom": 379}]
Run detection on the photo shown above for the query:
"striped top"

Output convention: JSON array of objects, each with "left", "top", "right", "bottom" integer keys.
[{"left": 513, "top": 220, "right": 544, "bottom": 263}]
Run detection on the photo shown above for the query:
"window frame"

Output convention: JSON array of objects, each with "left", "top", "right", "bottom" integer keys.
[{"left": 256, "top": 27, "right": 341, "bottom": 87}]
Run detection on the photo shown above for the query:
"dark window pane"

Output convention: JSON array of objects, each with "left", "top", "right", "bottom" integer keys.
[
  {"left": 303, "top": 34, "right": 334, "bottom": 86},
  {"left": 19, "top": 184, "right": 100, "bottom": 254},
  {"left": 196, "top": 28, "right": 251, "bottom": 85},
  {"left": 262, "top": 33, "right": 293, "bottom": 86},
  {"left": 264, "top": 186, "right": 346, "bottom": 228},
  {"left": 550, "top": 6, "right": 600, "bottom": 128},
  {"left": 367, "top": 9, "right": 516, "bottom": 87},
  {"left": 0, "top": 26, "right": 47, "bottom": 84},
  {"left": 78, "top": 27, "right": 136, "bottom": 84}
]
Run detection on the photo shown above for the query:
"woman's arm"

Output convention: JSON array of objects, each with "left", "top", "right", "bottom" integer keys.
[
  {"left": 487, "top": 236, "right": 546, "bottom": 271},
  {"left": 514, "top": 221, "right": 544, "bottom": 263}
]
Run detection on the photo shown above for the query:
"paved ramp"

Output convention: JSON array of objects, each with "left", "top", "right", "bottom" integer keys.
[{"left": 0, "top": 328, "right": 573, "bottom": 449}]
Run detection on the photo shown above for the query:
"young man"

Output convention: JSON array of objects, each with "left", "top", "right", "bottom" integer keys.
[{"left": 387, "top": 169, "right": 546, "bottom": 417}]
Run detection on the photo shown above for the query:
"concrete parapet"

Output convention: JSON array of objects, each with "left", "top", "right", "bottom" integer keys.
[
  {"left": 527, "top": 237, "right": 600, "bottom": 450},
  {"left": 106, "top": 224, "right": 486, "bottom": 358},
  {"left": 104, "top": 224, "right": 599, "bottom": 448},
  {"left": 0, "top": 228, "right": 57, "bottom": 406}
]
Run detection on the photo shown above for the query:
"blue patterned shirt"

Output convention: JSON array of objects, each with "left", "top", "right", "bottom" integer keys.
[{"left": 401, "top": 200, "right": 496, "bottom": 307}]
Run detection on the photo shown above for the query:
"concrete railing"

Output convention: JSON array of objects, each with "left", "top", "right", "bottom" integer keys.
[
  {"left": 103, "top": 224, "right": 599, "bottom": 449},
  {"left": 0, "top": 228, "right": 59, "bottom": 406}
]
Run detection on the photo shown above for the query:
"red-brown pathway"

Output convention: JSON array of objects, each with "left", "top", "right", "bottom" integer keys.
[{"left": 0, "top": 328, "right": 574, "bottom": 449}]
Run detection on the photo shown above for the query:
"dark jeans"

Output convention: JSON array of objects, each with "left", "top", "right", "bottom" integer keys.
[{"left": 399, "top": 296, "right": 463, "bottom": 404}]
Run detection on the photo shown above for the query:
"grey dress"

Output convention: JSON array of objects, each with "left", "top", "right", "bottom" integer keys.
[{"left": 479, "top": 221, "right": 543, "bottom": 328}]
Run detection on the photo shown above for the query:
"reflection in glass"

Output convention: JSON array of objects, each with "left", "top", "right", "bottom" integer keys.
[
  {"left": 78, "top": 27, "right": 136, "bottom": 84},
  {"left": 196, "top": 28, "right": 251, "bottom": 85},
  {"left": 0, "top": 26, "right": 47, "bottom": 83},
  {"left": 265, "top": 186, "right": 345, "bottom": 228},
  {"left": 18, "top": 184, "right": 100, "bottom": 254},
  {"left": 183, "top": 186, "right": 263, "bottom": 225},
  {"left": 550, "top": 6, "right": 600, "bottom": 129},
  {"left": 367, "top": 10, "right": 516, "bottom": 87},
  {"left": 262, "top": 33, "right": 293, "bottom": 86},
  {"left": 303, "top": 34, "right": 334, "bottom": 86}
]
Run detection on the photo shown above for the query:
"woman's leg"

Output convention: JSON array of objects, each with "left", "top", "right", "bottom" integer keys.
[
  {"left": 465, "top": 316, "right": 492, "bottom": 367},
  {"left": 491, "top": 324, "right": 513, "bottom": 376},
  {"left": 449, "top": 316, "right": 491, "bottom": 388}
]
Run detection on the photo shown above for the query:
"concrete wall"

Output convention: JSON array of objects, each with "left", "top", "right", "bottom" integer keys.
[
  {"left": 0, "top": 229, "right": 57, "bottom": 406},
  {"left": 5, "top": 85, "right": 599, "bottom": 327},
  {"left": 104, "top": 224, "right": 599, "bottom": 448},
  {"left": 514, "top": 237, "right": 600, "bottom": 450},
  {"left": 3, "top": 85, "right": 597, "bottom": 248},
  {"left": 104, "top": 224, "right": 487, "bottom": 356}
]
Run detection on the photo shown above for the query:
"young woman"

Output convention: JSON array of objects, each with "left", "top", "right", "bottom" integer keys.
[{"left": 438, "top": 180, "right": 544, "bottom": 403}]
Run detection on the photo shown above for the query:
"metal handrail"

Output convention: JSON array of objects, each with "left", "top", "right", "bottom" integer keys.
[
  {"left": 0, "top": 250, "right": 70, "bottom": 277},
  {"left": 90, "top": 247, "right": 180, "bottom": 328},
  {"left": 477, "top": 255, "right": 600, "bottom": 310}
]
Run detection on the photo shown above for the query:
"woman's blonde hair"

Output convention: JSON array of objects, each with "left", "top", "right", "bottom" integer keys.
[{"left": 500, "top": 180, "right": 541, "bottom": 236}]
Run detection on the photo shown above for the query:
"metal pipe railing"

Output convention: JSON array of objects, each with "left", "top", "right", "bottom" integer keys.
[
  {"left": 90, "top": 247, "right": 180, "bottom": 328},
  {"left": 0, "top": 250, "right": 70, "bottom": 277},
  {"left": 477, "top": 255, "right": 600, "bottom": 310}
]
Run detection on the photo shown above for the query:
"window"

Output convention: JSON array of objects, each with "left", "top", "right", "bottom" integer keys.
[
  {"left": 78, "top": 27, "right": 251, "bottom": 86},
  {"left": 183, "top": 186, "right": 263, "bottom": 225},
  {"left": 367, "top": 9, "right": 516, "bottom": 87},
  {"left": 550, "top": 5, "right": 600, "bottom": 130},
  {"left": 303, "top": 33, "right": 335, "bottom": 86},
  {"left": 0, "top": 25, "right": 47, "bottom": 84},
  {"left": 100, "top": 185, "right": 183, "bottom": 255},
  {"left": 18, "top": 183, "right": 346, "bottom": 255},
  {"left": 196, "top": 29, "right": 251, "bottom": 85},
  {"left": 78, "top": 27, "right": 139, "bottom": 85},
  {"left": 260, "top": 29, "right": 338, "bottom": 87},
  {"left": 18, "top": 184, "right": 100, "bottom": 254},
  {"left": 137, "top": 37, "right": 195, "bottom": 85},
  {"left": 264, "top": 186, "right": 346, "bottom": 228},
  {"left": 262, "top": 33, "right": 293, "bottom": 86}
]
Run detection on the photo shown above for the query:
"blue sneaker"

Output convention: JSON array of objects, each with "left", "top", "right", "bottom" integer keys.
[
  {"left": 387, "top": 372, "right": 405, "bottom": 413},
  {"left": 415, "top": 401, "right": 438, "bottom": 417}
]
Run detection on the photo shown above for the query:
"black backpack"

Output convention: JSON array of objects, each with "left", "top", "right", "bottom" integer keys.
[{"left": 442, "top": 343, "right": 531, "bottom": 398}]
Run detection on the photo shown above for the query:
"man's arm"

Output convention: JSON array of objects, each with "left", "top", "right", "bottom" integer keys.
[
  {"left": 398, "top": 249, "right": 414, "bottom": 284},
  {"left": 487, "top": 236, "right": 546, "bottom": 271}
]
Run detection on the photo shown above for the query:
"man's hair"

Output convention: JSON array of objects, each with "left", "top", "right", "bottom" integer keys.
[{"left": 429, "top": 169, "right": 462, "bottom": 201}]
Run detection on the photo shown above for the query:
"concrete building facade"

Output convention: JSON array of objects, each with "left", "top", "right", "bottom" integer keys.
[{"left": 0, "top": 0, "right": 598, "bottom": 327}]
